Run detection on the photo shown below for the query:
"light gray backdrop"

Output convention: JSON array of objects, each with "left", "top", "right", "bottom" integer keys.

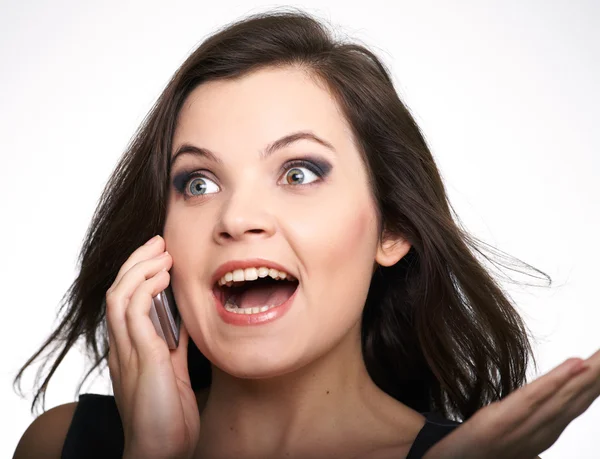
[{"left": 1, "top": 1, "right": 598, "bottom": 457}]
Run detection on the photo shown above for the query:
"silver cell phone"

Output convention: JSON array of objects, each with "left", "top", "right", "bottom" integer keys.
[{"left": 150, "top": 286, "right": 181, "bottom": 349}]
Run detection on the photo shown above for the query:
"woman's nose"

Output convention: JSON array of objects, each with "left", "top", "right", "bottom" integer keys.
[{"left": 213, "top": 189, "right": 276, "bottom": 243}]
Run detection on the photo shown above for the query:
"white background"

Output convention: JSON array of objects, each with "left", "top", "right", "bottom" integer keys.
[{"left": 1, "top": 0, "right": 598, "bottom": 457}]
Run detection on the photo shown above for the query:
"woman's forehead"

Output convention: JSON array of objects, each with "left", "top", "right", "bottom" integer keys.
[{"left": 173, "top": 67, "right": 350, "bottom": 152}]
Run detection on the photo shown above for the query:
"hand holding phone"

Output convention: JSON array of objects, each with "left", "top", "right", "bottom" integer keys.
[
  {"left": 150, "top": 286, "right": 181, "bottom": 349},
  {"left": 105, "top": 236, "right": 200, "bottom": 458}
]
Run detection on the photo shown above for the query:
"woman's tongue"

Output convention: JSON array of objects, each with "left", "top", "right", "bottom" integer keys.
[{"left": 232, "top": 282, "right": 296, "bottom": 308}]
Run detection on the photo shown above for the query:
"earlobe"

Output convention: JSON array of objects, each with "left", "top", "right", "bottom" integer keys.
[{"left": 375, "top": 233, "right": 411, "bottom": 267}]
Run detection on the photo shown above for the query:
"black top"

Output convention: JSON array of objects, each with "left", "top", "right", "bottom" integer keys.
[{"left": 61, "top": 393, "right": 460, "bottom": 458}]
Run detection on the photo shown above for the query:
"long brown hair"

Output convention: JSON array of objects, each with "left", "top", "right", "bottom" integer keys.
[{"left": 14, "top": 7, "right": 547, "bottom": 421}]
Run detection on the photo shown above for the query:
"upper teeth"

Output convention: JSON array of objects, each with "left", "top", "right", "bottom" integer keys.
[{"left": 217, "top": 267, "right": 295, "bottom": 286}]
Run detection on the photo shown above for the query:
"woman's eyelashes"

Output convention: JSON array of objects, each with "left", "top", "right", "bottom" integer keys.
[
  {"left": 173, "top": 171, "right": 220, "bottom": 198},
  {"left": 278, "top": 159, "right": 331, "bottom": 186},
  {"left": 171, "top": 157, "right": 332, "bottom": 199}
]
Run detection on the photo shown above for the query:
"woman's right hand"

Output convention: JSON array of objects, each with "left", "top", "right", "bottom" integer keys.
[{"left": 105, "top": 235, "right": 200, "bottom": 459}]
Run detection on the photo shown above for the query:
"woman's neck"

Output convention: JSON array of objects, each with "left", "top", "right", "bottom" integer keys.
[{"left": 193, "top": 323, "right": 422, "bottom": 459}]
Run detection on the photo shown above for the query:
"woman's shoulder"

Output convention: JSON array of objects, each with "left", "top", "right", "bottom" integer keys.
[
  {"left": 13, "top": 401, "right": 79, "bottom": 459},
  {"left": 13, "top": 393, "right": 124, "bottom": 459},
  {"left": 61, "top": 393, "right": 124, "bottom": 458}
]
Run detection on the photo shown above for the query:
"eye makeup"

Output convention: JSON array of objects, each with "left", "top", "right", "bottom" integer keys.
[
  {"left": 171, "top": 155, "right": 333, "bottom": 198},
  {"left": 172, "top": 170, "right": 213, "bottom": 195},
  {"left": 278, "top": 156, "right": 332, "bottom": 179}
]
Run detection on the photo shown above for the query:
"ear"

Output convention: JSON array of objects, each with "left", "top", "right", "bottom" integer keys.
[{"left": 375, "top": 231, "right": 411, "bottom": 267}]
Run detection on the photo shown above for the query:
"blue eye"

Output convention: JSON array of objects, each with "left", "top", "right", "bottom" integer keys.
[
  {"left": 172, "top": 171, "right": 220, "bottom": 199},
  {"left": 187, "top": 176, "right": 219, "bottom": 196}
]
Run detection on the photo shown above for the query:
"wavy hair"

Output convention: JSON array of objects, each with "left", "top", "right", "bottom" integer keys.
[{"left": 14, "top": 7, "right": 547, "bottom": 421}]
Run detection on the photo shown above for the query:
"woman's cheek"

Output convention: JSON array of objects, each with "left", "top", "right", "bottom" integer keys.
[
  {"left": 286, "top": 199, "right": 379, "bottom": 312},
  {"left": 301, "top": 197, "right": 377, "bottom": 261},
  {"left": 163, "top": 211, "right": 203, "bottom": 282}
]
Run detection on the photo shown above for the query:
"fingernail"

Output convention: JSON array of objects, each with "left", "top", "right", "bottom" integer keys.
[{"left": 145, "top": 235, "right": 160, "bottom": 245}]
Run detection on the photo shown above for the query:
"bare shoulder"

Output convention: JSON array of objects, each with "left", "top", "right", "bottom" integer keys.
[{"left": 13, "top": 401, "right": 78, "bottom": 459}]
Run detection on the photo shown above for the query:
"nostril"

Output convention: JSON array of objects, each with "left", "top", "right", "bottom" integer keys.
[{"left": 218, "top": 229, "right": 262, "bottom": 240}]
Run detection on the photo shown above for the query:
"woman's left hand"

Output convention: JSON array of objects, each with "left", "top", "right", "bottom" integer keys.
[{"left": 423, "top": 349, "right": 600, "bottom": 459}]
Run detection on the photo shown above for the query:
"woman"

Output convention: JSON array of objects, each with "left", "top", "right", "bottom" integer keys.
[{"left": 13, "top": 9, "right": 599, "bottom": 459}]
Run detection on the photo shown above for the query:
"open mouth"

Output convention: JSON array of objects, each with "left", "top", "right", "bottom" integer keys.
[{"left": 213, "top": 267, "right": 299, "bottom": 315}]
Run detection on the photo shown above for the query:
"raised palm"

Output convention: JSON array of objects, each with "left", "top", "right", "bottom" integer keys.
[{"left": 424, "top": 350, "right": 600, "bottom": 459}]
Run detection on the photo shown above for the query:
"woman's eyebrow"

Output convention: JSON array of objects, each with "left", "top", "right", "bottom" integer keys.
[{"left": 170, "top": 130, "right": 336, "bottom": 166}]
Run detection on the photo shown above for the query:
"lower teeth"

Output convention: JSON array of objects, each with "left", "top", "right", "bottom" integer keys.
[{"left": 224, "top": 300, "right": 277, "bottom": 314}]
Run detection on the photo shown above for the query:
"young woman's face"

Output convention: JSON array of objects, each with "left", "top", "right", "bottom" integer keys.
[{"left": 164, "top": 67, "right": 407, "bottom": 378}]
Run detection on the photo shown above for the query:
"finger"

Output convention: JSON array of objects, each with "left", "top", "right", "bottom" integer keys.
[
  {"left": 500, "top": 358, "right": 586, "bottom": 425},
  {"left": 524, "top": 362, "right": 598, "bottom": 453},
  {"left": 125, "top": 269, "right": 172, "bottom": 360},
  {"left": 541, "top": 353, "right": 600, "bottom": 431},
  {"left": 108, "top": 235, "right": 165, "bottom": 291},
  {"left": 106, "top": 251, "right": 173, "bottom": 354},
  {"left": 509, "top": 356, "right": 596, "bottom": 452},
  {"left": 582, "top": 348, "right": 600, "bottom": 371},
  {"left": 111, "top": 251, "right": 173, "bottom": 303},
  {"left": 557, "top": 372, "right": 600, "bottom": 438},
  {"left": 462, "top": 358, "right": 586, "bottom": 454}
]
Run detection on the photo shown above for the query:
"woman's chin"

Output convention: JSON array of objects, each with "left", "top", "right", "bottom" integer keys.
[{"left": 212, "top": 351, "right": 309, "bottom": 380}]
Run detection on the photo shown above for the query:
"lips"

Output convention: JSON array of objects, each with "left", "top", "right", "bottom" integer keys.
[
  {"left": 210, "top": 259, "right": 300, "bottom": 325},
  {"left": 210, "top": 258, "right": 297, "bottom": 287}
]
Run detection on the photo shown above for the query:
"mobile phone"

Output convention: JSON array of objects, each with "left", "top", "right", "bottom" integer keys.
[{"left": 150, "top": 285, "right": 181, "bottom": 349}]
